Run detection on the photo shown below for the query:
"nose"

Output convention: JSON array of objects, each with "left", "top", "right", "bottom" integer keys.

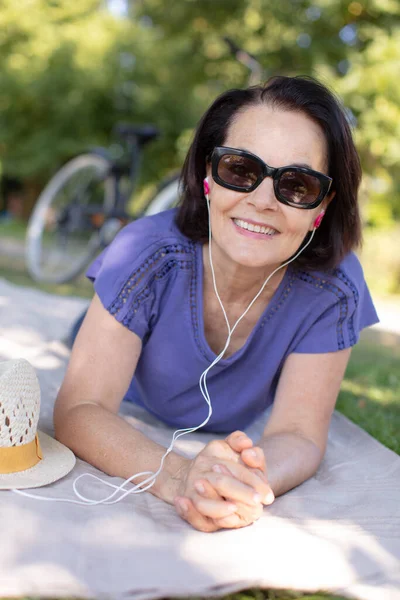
[{"left": 246, "top": 176, "right": 279, "bottom": 212}]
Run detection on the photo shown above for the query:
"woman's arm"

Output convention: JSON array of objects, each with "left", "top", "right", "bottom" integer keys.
[
  {"left": 54, "top": 294, "right": 188, "bottom": 503},
  {"left": 54, "top": 294, "right": 270, "bottom": 521},
  {"left": 179, "top": 348, "right": 352, "bottom": 529},
  {"left": 258, "top": 348, "right": 352, "bottom": 496}
]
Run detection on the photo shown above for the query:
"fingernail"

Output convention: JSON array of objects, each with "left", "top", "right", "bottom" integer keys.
[
  {"left": 264, "top": 491, "right": 275, "bottom": 504},
  {"left": 212, "top": 464, "right": 223, "bottom": 473},
  {"left": 226, "top": 503, "right": 237, "bottom": 514},
  {"left": 249, "top": 449, "right": 257, "bottom": 457},
  {"left": 178, "top": 499, "right": 188, "bottom": 513},
  {"left": 253, "top": 493, "right": 262, "bottom": 504},
  {"left": 194, "top": 482, "right": 205, "bottom": 494}
]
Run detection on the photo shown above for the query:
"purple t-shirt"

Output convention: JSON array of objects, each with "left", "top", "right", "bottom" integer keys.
[{"left": 86, "top": 208, "right": 379, "bottom": 433}]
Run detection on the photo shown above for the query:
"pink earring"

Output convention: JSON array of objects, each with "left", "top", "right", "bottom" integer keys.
[
  {"left": 313, "top": 211, "right": 325, "bottom": 229},
  {"left": 203, "top": 178, "right": 210, "bottom": 196}
]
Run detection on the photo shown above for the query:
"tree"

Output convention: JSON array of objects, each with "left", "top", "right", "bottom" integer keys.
[
  {"left": 0, "top": 0, "right": 399, "bottom": 224},
  {"left": 131, "top": 0, "right": 400, "bottom": 224}
]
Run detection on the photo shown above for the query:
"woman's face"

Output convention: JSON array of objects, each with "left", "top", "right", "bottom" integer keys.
[{"left": 205, "top": 104, "right": 332, "bottom": 272}]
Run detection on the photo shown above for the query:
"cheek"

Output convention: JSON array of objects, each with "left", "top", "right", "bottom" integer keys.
[
  {"left": 282, "top": 207, "right": 314, "bottom": 235},
  {"left": 210, "top": 188, "right": 243, "bottom": 216}
]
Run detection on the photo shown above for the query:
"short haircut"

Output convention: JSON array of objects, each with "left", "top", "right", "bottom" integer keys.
[{"left": 176, "top": 76, "right": 362, "bottom": 270}]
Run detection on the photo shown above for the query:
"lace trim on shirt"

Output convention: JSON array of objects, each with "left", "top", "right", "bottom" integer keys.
[
  {"left": 109, "top": 242, "right": 195, "bottom": 329},
  {"left": 190, "top": 243, "right": 209, "bottom": 359},
  {"left": 332, "top": 268, "right": 359, "bottom": 347},
  {"left": 295, "top": 271, "right": 353, "bottom": 350}
]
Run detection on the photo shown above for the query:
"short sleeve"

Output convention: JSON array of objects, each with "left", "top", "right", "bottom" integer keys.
[
  {"left": 292, "top": 256, "right": 379, "bottom": 354},
  {"left": 85, "top": 211, "right": 188, "bottom": 341}
]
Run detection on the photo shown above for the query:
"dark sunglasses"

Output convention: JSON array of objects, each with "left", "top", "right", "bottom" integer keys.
[{"left": 211, "top": 146, "right": 333, "bottom": 209}]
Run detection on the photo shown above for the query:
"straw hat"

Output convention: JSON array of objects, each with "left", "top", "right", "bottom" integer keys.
[{"left": 0, "top": 358, "right": 75, "bottom": 489}]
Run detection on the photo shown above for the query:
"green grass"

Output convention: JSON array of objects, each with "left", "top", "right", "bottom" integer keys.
[
  {"left": 0, "top": 253, "right": 94, "bottom": 299},
  {"left": 1, "top": 230, "right": 399, "bottom": 600},
  {"left": 360, "top": 224, "right": 400, "bottom": 296},
  {"left": 337, "top": 338, "right": 400, "bottom": 453},
  {"left": 0, "top": 217, "right": 26, "bottom": 240}
]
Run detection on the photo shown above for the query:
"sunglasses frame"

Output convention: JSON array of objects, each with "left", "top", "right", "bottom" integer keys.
[{"left": 211, "top": 146, "right": 333, "bottom": 210}]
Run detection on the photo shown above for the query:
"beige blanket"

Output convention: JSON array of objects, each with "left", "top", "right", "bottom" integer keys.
[{"left": 0, "top": 277, "right": 399, "bottom": 600}]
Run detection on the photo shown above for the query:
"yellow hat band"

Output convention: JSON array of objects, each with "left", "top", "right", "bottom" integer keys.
[{"left": 0, "top": 434, "right": 43, "bottom": 474}]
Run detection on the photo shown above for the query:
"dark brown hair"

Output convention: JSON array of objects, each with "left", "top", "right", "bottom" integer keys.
[{"left": 176, "top": 75, "right": 362, "bottom": 270}]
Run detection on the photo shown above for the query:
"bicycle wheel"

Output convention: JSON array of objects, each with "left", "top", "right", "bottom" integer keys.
[
  {"left": 26, "top": 154, "right": 114, "bottom": 284},
  {"left": 144, "top": 174, "right": 180, "bottom": 216}
]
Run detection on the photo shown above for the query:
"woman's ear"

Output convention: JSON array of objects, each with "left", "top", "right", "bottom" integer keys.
[{"left": 309, "top": 191, "right": 336, "bottom": 232}]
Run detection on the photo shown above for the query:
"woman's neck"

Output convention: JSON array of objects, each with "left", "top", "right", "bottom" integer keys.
[{"left": 202, "top": 242, "right": 287, "bottom": 308}]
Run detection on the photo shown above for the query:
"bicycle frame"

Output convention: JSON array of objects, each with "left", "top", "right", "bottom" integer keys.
[{"left": 91, "top": 135, "right": 142, "bottom": 219}]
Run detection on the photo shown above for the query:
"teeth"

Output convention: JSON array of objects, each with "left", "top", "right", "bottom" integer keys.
[{"left": 234, "top": 219, "right": 277, "bottom": 236}]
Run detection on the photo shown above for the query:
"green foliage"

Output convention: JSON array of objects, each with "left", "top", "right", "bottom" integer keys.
[
  {"left": 0, "top": 0, "right": 400, "bottom": 222},
  {"left": 132, "top": 0, "right": 400, "bottom": 221},
  {"left": 360, "top": 224, "right": 400, "bottom": 295},
  {"left": 337, "top": 339, "right": 400, "bottom": 454},
  {"left": 0, "top": 0, "right": 200, "bottom": 183}
]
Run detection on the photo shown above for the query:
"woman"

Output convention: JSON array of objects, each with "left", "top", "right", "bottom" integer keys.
[{"left": 54, "top": 76, "right": 378, "bottom": 532}]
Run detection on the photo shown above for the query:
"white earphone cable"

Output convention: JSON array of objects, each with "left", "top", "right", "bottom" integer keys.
[{"left": 13, "top": 192, "right": 316, "bottom": 506}]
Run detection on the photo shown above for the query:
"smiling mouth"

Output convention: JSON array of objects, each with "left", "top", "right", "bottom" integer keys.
[{"left": 233, "top": 218, "right": 279, "bottom": 236}]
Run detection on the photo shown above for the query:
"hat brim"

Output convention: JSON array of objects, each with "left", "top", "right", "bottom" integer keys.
[{"left": 0, "top": 431, "right": 76, "bottom": 490}]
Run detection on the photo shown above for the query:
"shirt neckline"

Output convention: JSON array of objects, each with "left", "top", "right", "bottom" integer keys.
[{"left": 194, "top": 242, "right": 292, "bottom": 366}]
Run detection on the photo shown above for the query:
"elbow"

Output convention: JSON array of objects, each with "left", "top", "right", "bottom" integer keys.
[
  {"left": 53, "top": 392, "right": 79, "bottom": 447},
  {"left": 53, "top": 398, "right": 100, "bottom": 448},
  {"left": 307, "top": 438, "right": 326, "bottom": 476},
  {"left": 53, "top": 403, "right": 71, "bottom": 446}
]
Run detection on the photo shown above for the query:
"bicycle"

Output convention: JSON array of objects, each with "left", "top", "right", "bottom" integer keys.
[
  {"left": 25, "top": 123, "right": 180, "bottom": 284},
  {"left": 25, "top": 38, "right": 264, "bottom": 286}
]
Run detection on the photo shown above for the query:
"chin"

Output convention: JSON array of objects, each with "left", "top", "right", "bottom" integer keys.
[{"left": 229, "top": 250, "right": 279, "bottom": 270}]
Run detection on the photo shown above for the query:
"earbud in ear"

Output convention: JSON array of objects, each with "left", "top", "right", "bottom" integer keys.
[
  {"left": 203, "top": 177, "right": 210, "bottom": 197},
  {"left": 313, "top": 211, "right": 325, "bottom": 229}
]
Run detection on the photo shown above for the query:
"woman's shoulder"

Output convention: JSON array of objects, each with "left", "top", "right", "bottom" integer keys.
[
  {"left": 287, "top": 252, "right": 378, "bottom": 353},
  {"left": 292, "top": 251, "right": 366, "bottom": 305},
  {"left": 86, "top": 208, "right": 197, "bottom": 339},
  {"left": 87, "top": 208, "right": 196, "bottom": 279},
  {"left": 113, "top": 208, "right": 193, "bottom": 254}
]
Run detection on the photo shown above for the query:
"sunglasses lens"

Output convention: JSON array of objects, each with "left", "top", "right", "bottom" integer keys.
[
  {"left": 278, "top": 170, "right": 321, "bottom": 205},
  {"left": 217, "top": 155, "right": 261, "bottom": 189}
]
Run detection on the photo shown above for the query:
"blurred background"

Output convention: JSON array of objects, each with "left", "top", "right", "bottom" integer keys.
[{"left": 0, "top": 0, "right": 399, "bottom": 299}]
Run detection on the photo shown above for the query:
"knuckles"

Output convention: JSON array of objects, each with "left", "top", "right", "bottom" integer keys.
[{"left": 204, "top": 439, "right": 229, "bottom": 456}]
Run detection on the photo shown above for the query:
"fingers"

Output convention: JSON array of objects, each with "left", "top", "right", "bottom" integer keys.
[
  {"left": 174, "top": 496, "right": 219, "bottom": 533},
  {"left": 214, "top": 503, "right": 262, "bottom": 529},
  {"left": 209, "top": 462, "right": 274, "bottom": 506},
  {"left": 174, "top": 475, "right": 264, "bottom": 532},
  {"left": 205, "top": 467, "right": 263, "bottom": 507},
  {"left": 224, "top": 433, "right": 269, "bottom": 486},
  {"left": 174, "top": 487, "right": 240, "bottom": 532},
  {"left": 240, "top": 448, "right": 274, "bottom": 503},
  {"left": 202, "top": 431, "right": 253, "bottom": 464},
  {"left": 192, "top": 478, "right": 238, "bottom": 518},
  {"left": 225, "top": 430, "right": 253, "bottom": 453},
  {"left": 241, "top": 445, "right": 267, "bottom": 473},
  {"left": 175, "top": 495, "right": 245, "bottom": 531},
  {"left": 194, "top": 472, "right": 263, "bottom": 528}
]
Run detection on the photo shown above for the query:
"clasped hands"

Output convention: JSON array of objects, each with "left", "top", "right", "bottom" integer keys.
[{"left": 173, "top": 430, "right": 274, "bottom": 532}]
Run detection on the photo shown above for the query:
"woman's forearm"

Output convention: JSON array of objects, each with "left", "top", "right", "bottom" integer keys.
[
  {"left": 54, "top": 403, "right": 189, "bottom": 504},
  {"left": 259, "top": 432, "right": 323, "bottom": 497}
]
